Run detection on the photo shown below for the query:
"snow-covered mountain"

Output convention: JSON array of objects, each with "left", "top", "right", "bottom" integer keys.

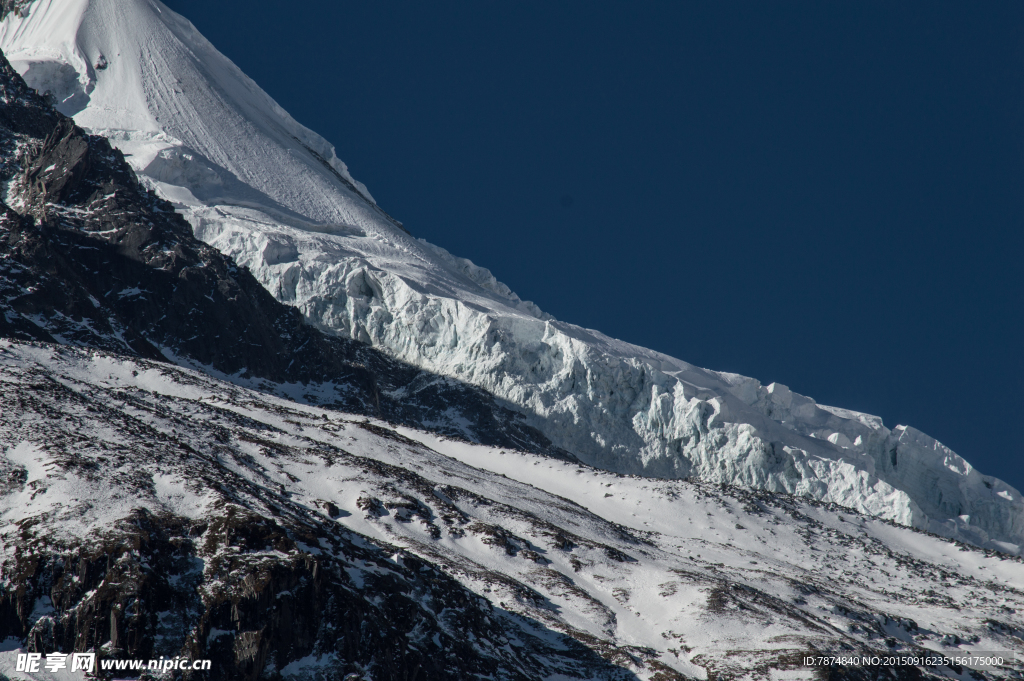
[
  {"left": 2, "top": 339, "right": 1023, "bottom": 680},
  {"left": 1, "top": 0, "right": 1019, "bottom": 555},
  {"left": 0, "top": 6, "right": 1022, "bottom": 678}
]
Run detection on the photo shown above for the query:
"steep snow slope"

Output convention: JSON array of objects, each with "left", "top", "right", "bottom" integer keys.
[
  {"left": 1, "top": 340, "right": 1022, "bottom": 680},
  {"left": 2, "top": 0, "right": 1021, "bottom": 552}
]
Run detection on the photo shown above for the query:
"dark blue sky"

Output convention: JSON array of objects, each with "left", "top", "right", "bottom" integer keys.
[{"left": 165, "top": 1, "right": 1024, "bottom": 490}]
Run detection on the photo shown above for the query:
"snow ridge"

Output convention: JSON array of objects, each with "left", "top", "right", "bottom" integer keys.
[{"left": 3, "top": 0, "right": 1021, "bottom": 553}]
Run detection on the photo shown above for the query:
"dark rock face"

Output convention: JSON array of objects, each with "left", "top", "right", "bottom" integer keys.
[
  {"left": 0, "top": 0, "right": 30, "bottom": 23},
  {"left": 0, "top": 51, "right": 568, "bottom": 459},
  {"left": 2, "top": 507, "right": 626, "bottom": 681}
]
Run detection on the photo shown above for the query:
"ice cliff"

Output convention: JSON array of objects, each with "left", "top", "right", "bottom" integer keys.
[{"left": 3, "top": 0, "right": 1020, "bottom": 553}]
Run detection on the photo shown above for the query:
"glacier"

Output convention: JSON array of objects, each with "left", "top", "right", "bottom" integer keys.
[{"left": 2, "top": 0, "right": 1021, "bottom": 553}]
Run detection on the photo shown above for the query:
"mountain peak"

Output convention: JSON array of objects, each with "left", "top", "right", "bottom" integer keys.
[{"left": 0, "top": 0, "right": 382, "bottom": 223}]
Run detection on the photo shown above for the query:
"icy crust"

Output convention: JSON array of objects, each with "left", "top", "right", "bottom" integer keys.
[{"left": 3, "top": 0, "right": 1021, "bottom": 551}]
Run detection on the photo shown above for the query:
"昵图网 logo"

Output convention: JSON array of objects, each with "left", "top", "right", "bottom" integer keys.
[
  {"left": 15, "top": 652, "right": 213, "bottom": 674},
  {"left": 15, "top": 652, "right": 95, "bottom": 673}
]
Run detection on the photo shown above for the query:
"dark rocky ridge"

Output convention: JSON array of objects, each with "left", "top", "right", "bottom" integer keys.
[{"left": 0, "top": 50, "right": 569, "bottom": 460}]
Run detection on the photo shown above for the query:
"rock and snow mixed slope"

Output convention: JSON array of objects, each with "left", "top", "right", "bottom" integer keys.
[
  {"left": 0, "top": 0, "right": 1021, "bottom": 556},
  {"left": 1, "top": 339, "right": 1023, "bottom": 680},
  {"left": 0, "top": 342, "right": 633, "bottom": 681}
]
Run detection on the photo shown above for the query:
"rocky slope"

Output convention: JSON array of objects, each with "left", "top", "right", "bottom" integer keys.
[
  {"left": 0, "top": 0, "right": 1018, "bottom": 553},
  {"left": 1, "top": 339, "right": 1022, "bottom": 680},
  {"left": 0, "top": 341, "right": 637, "bottom": 681}
]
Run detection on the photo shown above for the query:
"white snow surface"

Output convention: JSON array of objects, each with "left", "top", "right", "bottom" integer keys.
[
  {"left": 1, "top": 340, "right": 1022, "bottom": 680},
  {"left": 2, "top": 0, "right": 1021, "bottom": 552}
]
